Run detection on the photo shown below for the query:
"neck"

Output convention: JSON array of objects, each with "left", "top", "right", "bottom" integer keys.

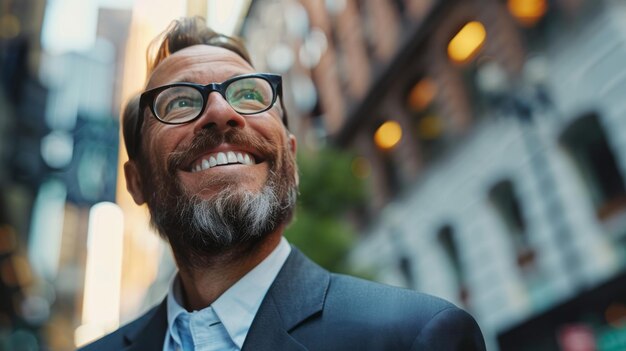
[{"left": 173, "top": 231, "right": 282, "bottom": 311}]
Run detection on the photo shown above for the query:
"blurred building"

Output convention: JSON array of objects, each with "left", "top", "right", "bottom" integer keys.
[
  {"left": 1, "top": 1, "right": 134, "bottom": 349},
  {"left": 39, "top": 7, "right": 133, "bottom": 348},
  {"left": 0, "top": 0, "right": 50, "bottom": 349},
  {"left": 242, "top": 0, "right": 626, "bottom": 350}
]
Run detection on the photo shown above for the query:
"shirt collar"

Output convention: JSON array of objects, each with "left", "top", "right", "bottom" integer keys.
[
  {"left": 166, "top": 237, "right": 291, "bottom": 348},
  {"left": 166, "top": 274, "right": 187, "bottom": 348}
]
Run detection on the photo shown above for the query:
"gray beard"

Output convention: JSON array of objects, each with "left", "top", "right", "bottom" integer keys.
[
  {"left": 140, "top": 128, "right": 298, "bottom": 267},
  {"left": 146, "top": 169, "right": 297, "bottom": 268},
  {"left": 179, "top": 181, "right": 295, "bottom": 248}
]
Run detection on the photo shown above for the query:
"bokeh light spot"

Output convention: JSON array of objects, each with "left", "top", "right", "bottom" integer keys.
[
  {"left": 447, "top": 21, "right": 486, "bottom": 64},
  {"left": 407, "top": 78, "right": 438, "bottom": 112},
  {"left": 508, "top": 0, "right": 548, "bottom": 27},
  {"left": 374, "top": 121, "right": 403, "bottom": 150}
]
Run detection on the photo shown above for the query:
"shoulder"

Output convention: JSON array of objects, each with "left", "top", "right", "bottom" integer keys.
[
  {"left": 77, "top": 304, "right": 161, "bottom": 351},
  {"left": 323, "top": 274, "right": 486, "bottom": 350},
  {"left": 278, "top": 248, "right": 486, "bottom": 349},
  {"left": 325, "top": 273, "right": 456, "bottom": 324}
]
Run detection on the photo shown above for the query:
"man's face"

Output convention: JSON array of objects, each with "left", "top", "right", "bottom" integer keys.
[{"left": 132, "top": 45, "right": 297, "bottom": 264}]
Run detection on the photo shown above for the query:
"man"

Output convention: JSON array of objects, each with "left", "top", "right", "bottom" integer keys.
[{"left": 80, "top": 17, "right": 486, "bottom": 351}]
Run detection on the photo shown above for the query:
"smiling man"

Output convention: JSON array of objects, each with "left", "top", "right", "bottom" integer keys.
[{"left": 79, "top": 17, "right": 486, "bottom": 351}]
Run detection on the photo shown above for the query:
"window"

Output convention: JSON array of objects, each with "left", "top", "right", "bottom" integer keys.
[
  {"left": 404, "top": 75, "right": 449, "bottom": 163},
  {"left": 560, "top": 114, "right": 626, "bottom": 221},
  {"left": 437, "top": 224, "right": 469, "bottom": 305},
  {"left": 489, "top": 179, "right": 536, "bottom": 272}
]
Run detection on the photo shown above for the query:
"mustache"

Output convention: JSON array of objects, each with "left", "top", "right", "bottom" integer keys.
[{"left": 166, "top": 128, "right": 277, "bottom": 175}]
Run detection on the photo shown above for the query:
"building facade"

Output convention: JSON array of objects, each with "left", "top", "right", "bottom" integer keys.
[
  {"left": 0, "top": 0, "right": 50, "bottom": 349},
  {"left": 243, "top": 0, "right": 626, "bottom": 349}
]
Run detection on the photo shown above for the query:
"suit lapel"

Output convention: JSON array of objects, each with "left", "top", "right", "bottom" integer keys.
[
  {"left": 242, "top": 247, "right": 330, "bottom": 351},
  {"left": 120, "top": 248, "right": 329, "bottom": 351},
  {"left": 124, "top": 299, "right": 168, "bottom": 351},
  {"left": 241, "top": 296, "right": 307, "bottom": 351}
]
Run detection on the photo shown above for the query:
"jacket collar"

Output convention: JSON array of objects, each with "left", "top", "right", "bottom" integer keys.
[
  {"left": 122, "top": 246, "right": 330, "bottom": 351},
  {"left": 242, "top": 247, "right": 330, "bottom": 351},
  {"left": 123, "top": 298, "right": 168, "bottom": 351}
]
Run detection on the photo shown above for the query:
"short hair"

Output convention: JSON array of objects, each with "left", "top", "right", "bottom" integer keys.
[
  {"left": 146, "top": 16, "right": 253, "bottom": 77},
  {"left": 123, "top": 17, "right": 259, "bottom": 160},
  {"left": 121, "top": 93, "right": 141, "bottom": 160}
]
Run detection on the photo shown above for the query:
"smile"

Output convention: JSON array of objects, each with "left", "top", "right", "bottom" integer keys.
[{"left": 190, "top": 151, "right": 256, "bottom": 173}]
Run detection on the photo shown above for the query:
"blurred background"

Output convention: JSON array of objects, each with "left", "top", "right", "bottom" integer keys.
[{"left": 1, "top": 0, "right": 626, "bottom": 350}]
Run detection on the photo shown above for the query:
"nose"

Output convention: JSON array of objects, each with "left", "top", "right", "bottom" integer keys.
[{"left": 192, "top": 92, "right": 246, "bottom": 134}]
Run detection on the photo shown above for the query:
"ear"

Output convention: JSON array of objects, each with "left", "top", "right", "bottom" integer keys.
[
  {"left": 124, "top": 160, "right": 146, "bottom": 205},
  {"left": 288, "top": 134, "right": 299, "bottom": 186},
  {"left": 288, "top": 133, "right": 297, "bottom": 154}
]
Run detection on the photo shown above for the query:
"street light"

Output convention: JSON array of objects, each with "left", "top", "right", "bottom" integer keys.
[{"left": 476, "top": 57, "right": 582, "bottom": 290}]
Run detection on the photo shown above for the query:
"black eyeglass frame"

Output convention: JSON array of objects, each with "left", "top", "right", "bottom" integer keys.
[{"left": 133, "top": 73, "right": 286, "bottom": 157}]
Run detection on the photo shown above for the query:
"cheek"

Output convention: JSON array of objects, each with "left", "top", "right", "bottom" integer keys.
[
  {"left": 254, "top": 129, "right": 290, "bottom": 157},
  {"left": 144, "top": 125, "right": 186, "bottom": 167},
  {"left": 248, "top": 111, "right": 285, "bottom": 135},
  {"left": 272, "top": 139, "right": 295, "bottom": 174}
]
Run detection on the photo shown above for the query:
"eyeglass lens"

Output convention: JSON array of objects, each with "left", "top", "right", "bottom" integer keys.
[{"left": 153, "top": 77, "right": 274, "bottom": 123}]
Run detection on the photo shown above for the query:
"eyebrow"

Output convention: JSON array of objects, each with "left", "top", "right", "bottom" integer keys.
[{"left": 169, "top": 72, "right": 250, "bottom": 85}]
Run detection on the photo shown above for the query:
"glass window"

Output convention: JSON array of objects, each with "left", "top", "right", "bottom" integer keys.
[
  {"left": 489, "top": 179, "right": 536, "bottom": 272},
  {"left": 437, "top": 224, "right": 469, "bottom": 304},
  {"left": 559, "top": 114, "right": 626, "bottom": 221}
]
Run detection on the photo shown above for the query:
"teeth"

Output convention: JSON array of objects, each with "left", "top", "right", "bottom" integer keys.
[
  {"left": 191, "top": 151, "right": 256, "bottom": 172},
  {"left": 217, "top": 152, "right": 228, "bottom": 165}
]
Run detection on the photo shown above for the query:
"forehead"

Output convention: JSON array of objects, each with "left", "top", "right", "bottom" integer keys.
[{"left": 146, "top": 45, "right": 256, "bottom": 89}]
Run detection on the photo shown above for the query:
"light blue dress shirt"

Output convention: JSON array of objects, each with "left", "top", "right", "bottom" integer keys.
[{"left": 163, "top": 237, "right": 291, "bottom": 351}]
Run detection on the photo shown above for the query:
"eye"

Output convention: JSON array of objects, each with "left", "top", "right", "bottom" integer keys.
[
  {"left": 165, "top": 97, "right": 197, "bottom": 114},
  {"left": 154, "top": 86, "right": 203, "bottom": 121},
  {"left": 225, "top": 77, "right": 273, "bottom": 113},
  {"left": 232, "top": 89, "right": 264, "bottom": 103}
]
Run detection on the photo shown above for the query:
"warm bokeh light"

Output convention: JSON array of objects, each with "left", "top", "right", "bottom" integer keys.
[
  {"left": 351, "top": 157, "right": 372, "bottom": 179},
  {"left": 374, "top": 121, "right": 403, "bottom": 150},
  {"left": 507, "top": 0, "right": 548, "bottom": 27},
  {"left": 407, "top": 77, "right": 438, "bottom": 112},
  {"left": 78, "top": 202, "right": 124, "bottom": 347},
  {"left": 447, "top": 21, "right": 486, "bottom": 64}
]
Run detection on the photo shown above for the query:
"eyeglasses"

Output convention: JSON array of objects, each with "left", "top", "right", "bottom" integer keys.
[
  {"left": 134, "top": 73, "right": 284, "bottom": 153},
  {"left": 139, "top": 73, "right": 282, "bottom": 124}
]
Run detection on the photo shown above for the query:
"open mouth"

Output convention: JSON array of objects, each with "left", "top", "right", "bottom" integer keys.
[{"left": 189, "top": 151, "right": 259, "bottom": 173}]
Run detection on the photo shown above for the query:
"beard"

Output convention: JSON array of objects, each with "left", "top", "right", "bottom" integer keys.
[{"left": 139, "top": 128, "right": 298, "bottom": 268}]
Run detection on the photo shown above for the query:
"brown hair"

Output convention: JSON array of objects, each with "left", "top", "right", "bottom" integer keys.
[{"left": 146, "top": 16, "right": 253, "bottom": 77}]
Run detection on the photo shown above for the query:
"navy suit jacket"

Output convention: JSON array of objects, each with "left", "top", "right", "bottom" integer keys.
[{"left": 79, "top": 247, "right": 486, "bottom": 350}]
